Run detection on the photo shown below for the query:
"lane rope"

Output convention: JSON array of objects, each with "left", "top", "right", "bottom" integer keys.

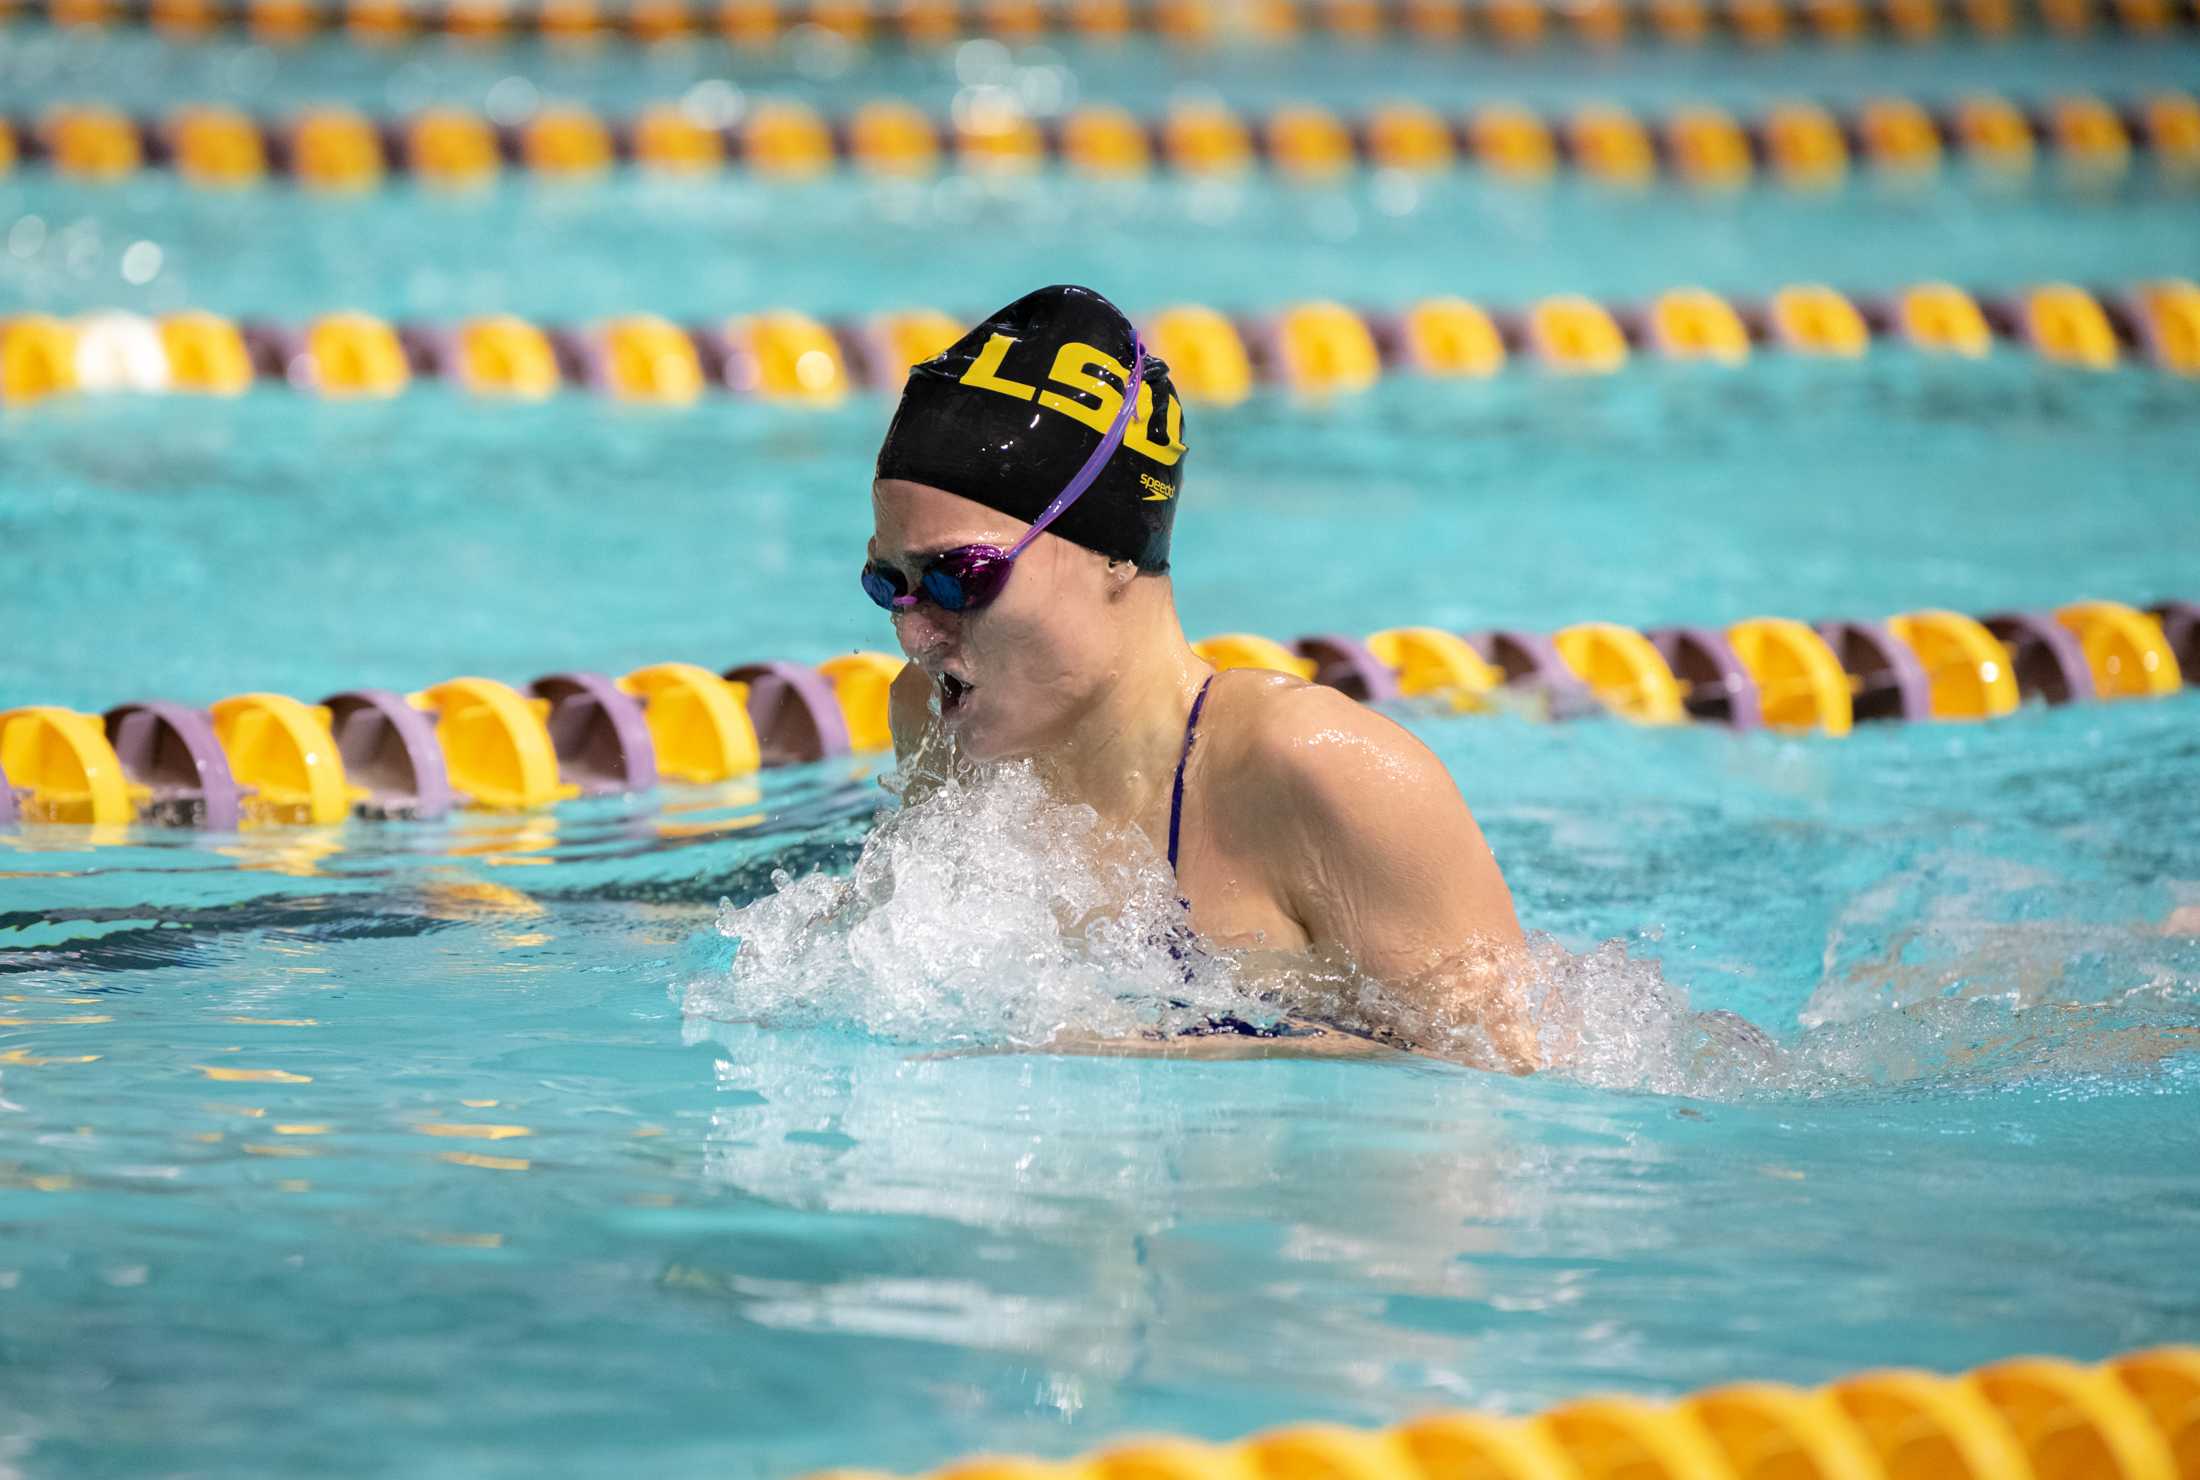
[
  {"left": 8, "top": 91, "right": 2197, "bottom": 191},
  {"left": 7, "top": 279, "right": 2198, "bottom": 406},
  {"left": 3, "top": 600, "right": 2189, "bottom": 828},
  {"left": 790, "top": 1347, "right": 2200, "bottom": 1480},
  {"left": 12, "top": 0, "right": 2199, "bottom": 51}
]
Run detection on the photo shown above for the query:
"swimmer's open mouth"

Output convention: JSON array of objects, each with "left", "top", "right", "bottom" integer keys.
[{"left": 938, "top": 673, "right": 972, "bottom": 714}]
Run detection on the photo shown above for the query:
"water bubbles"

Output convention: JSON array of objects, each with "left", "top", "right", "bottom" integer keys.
[
  {"left": 680, "top": 79, "right": 745, "bottom": 129},
  {"left": 119, "top": 240, "right": 162, "bottom": 286},
  {"left": 787, "top": 23, "right": 854, "bottom": 79},
  {"left": 682, "top": 762, "right": 1261, "bottom": 1047},
  {"left": 682, "top": 762, "right": 2199, "bottom": 1103},
  {"left": 1371, "top": 168, "right": 1423, "bottom": 218},
  {"left": 951, "top": 84, "right": 1024, "bottom": 135},
  {"left": 953, "top": 38, "right": 1012, "bottom": 85},
  {"left": 485, "top": 76, "right": 541, "bottom": 126},
  {"left": 793, "top": 348, "right": 838, "bottom": 392},
  {"left": 7, "top": 216, "right": 47, "bottom": 260}
]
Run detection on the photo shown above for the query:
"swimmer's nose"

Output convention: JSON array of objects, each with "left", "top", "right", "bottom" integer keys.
[{"left": 892, "top": 604, "right": 960, "bottom": 664}]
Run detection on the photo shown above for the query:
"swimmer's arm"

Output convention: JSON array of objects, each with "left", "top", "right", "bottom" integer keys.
[{"left": 1257, "top": 688, "right": 1538, "bottom": 1074}]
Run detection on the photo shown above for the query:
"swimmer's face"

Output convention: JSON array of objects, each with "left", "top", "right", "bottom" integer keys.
[{"left": 870, "top": 478, "right": 1122, "bottom": 762}]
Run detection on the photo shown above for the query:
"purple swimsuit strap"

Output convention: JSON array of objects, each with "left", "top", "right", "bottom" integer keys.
[{"left": 1167, "top": 674, "right": 1215, "bottom": 877}]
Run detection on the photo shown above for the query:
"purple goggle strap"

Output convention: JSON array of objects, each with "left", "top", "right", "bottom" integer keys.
[
  {"left": 885, "top": 335, "right": 1148, "bottom": 609},
  {"left": 1005, "top": 333, "right": 1148, "bottom": 560}
]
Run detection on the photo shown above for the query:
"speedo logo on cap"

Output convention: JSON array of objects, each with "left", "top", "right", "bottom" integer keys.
[{"left": 957, "top": 333, "right": 1187, "bottom": 469}]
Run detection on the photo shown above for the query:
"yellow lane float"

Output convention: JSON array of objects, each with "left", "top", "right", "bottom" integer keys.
[
  {"left": 2146, "top": 93, "right": 2200, "bottom": 176},
  {"left": 595, "top": 315, "right": 704, "bottom": 403},
  {"left": 1568, "top": 105, "right": 1657, "bottom": 187},
  {"left": 1, "top": 316, "right": 82, "bottom": 403},
  {"left": 44, "top": 106, "right": 141, "bottom": 180},
  {"left": 725, "top": 312, "right": 848, "bottom": 403},
  {"left": 160, "top": 312, "right": 255, "bottom": 395},
  {"left": 1966, "top": 1356, "right": 2176, "bottom": 1478},
  {"left": 1763, "top": 102, "right": 1849, "bottom": 189},
  {"left": 1770, "top": 285, "right": 1870, "bottom": 357},
  {"left": 1191, "top": 635, "right": 1318, "bottom": 680},
  {"left": 631, "top": 106, "right": 725, "bottom": 174},
  {"left": 452, "top": 316, "right": 561, "bottom": 400},
  {"left": 1365, "top": 628, "right": 1503, "bottom": 710},
  {"left": 2054, "top": 601, "right": 2183, "bottom": 698},
  {"left": 744, "top": 102, "right": 834, "bottom": 178},
  {"left": 0, "top": 708, "right": 139, "bottom": 825},
  {"left": 1398, "top": 298, "right": 1507, "bottom": 377},
  {"left": 1649, "top": 289, "right": 1751, "bottom": 364},
  {"left": 1364, "top": 104, "right": 1453, "bottom": 173},
  {"left": 1163, "top": 104, "right": 1255, "bottom": 175},
  {"left": 849, "top": 100, "right": 939, "bottom": 176},
  {"left": 1469, "top": 105, "right": 1558, "bottom": 182},
  {"left": 1860, "top": 96, "right": 1943, "bottom": 175},
  {"left": 208, "top": 694, "right": 366, "bottom": 825},
  {"left": 305, "top": 313, "right": 409, "bottom": 398},
  {"left": 1145, "top": 307, "right": 1254, "bottom": 405},
  {"left": 288, "top": 108, "right": 385, "bottom": 192},
  {"left": 1885, "top": 610, "right": 2021, "bottom": 719},
  {"left": 618, "top": 664, "right": 762, "bottom": 783},
  {"left": 867, "top": 310, "right": 965, "bottom": 377},
  {"left": 1553, "top": 623, "right": 1685, "bottom": 723},
  {"left": 1729, "top": 618, "right": 1855, "bottom": 734},
  {"left": 1898, "top": 283, "right": 1992, "bottom": 358},
  {"left": 1266, "top": 105, "right": 1355, "bottom": 182},
  {"left": 406, "top": 107, "right": 501, "bottom": 188},
  {"left": 2024, "top": 284, "right": 2118, "bottom": 369},
  {"left": 523, "top": 108, "right": 615, "bottom": 177},
  {"left": 1956, "top": 94, "right": 2036, "bottom": 174},
  {"left": 954, "top": 110, "right": 1044, "bottom": 173},
  {"left": 2051, "top": 95, "right": 2132, "bottom": 179},
  {"left": 407, "top": 678, "right": 579, "bottom": 811},
  {"left": 169, "top": 105, "right": 268, "bottom": 186},
  {"left": 815, "top": 653, "right": 905, "bottom": 754},
  {"left": 2131, "top": 279, "right": 2200, "bottom": 375},
  {"left": 1273, "top": 302, "right": 1381, "bottom": 395},
  {"left": 1061, "top": 106, "right": 1152, "bottom": 177},
  {"left": 1528, "top": 296, "right": 1628, "bottom": 373},
  {"left": 1665, "top": 106, "right": 1753, "bottom": 190}
]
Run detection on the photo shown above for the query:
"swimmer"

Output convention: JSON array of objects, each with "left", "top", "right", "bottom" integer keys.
[{"left": 864, "top": 286, "right": 1536, "bottom": 1072}]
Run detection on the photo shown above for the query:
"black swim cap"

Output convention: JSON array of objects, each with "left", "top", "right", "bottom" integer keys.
[{"left": 874, "top": 285, "right": 1188, "bottom": 571}]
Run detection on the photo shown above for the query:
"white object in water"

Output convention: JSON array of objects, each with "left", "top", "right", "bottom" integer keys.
[{"left": 73, "top": 312, "right": 172, "bottom": 393}]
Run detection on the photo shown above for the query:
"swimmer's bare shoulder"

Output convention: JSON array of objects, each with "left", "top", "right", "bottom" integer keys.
[{"left": 1207, "top": 670, "right": 1538, "bottom": 1072}]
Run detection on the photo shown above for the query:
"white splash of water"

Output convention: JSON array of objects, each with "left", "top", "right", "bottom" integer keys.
[
  {"left": 681, "top": 761, "right": 1264, "bottom": 1047},
  {"left": 679, "top": 764, "right": 2200, "bottom": 1102}
]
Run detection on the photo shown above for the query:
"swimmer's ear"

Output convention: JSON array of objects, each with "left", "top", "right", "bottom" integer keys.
[{"left": 1104, "top": 558, "right": 1138, "bottom": 593}]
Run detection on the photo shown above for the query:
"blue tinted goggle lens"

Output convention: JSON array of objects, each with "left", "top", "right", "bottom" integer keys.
[
  {"left": 860, "top": 564, "right": 907, "bottom": 610},
  {"left": 862, "top": 549, "right": 1015, "bottom": 614},
  {"left": 920, "top": 566, "right": 972, "bottom": 611}
]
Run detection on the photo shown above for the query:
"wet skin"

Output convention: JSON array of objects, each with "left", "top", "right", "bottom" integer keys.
[{"left": 871, "top": 478, "right": 1536, "bottom": 1073}]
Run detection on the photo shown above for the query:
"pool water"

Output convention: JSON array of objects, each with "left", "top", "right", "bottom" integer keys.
[{"left": 5, "top": 19, "right": 2200, "bottom": 1479}]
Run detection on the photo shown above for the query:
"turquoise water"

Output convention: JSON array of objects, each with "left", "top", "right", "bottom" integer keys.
[{"left": 6, "top": 23, "right": 2200, "bottom": 1480}]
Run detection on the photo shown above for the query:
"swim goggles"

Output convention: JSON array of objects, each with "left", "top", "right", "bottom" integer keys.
[{"left": 863, "top": 336, "right": 1147, "bottom": 616}]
